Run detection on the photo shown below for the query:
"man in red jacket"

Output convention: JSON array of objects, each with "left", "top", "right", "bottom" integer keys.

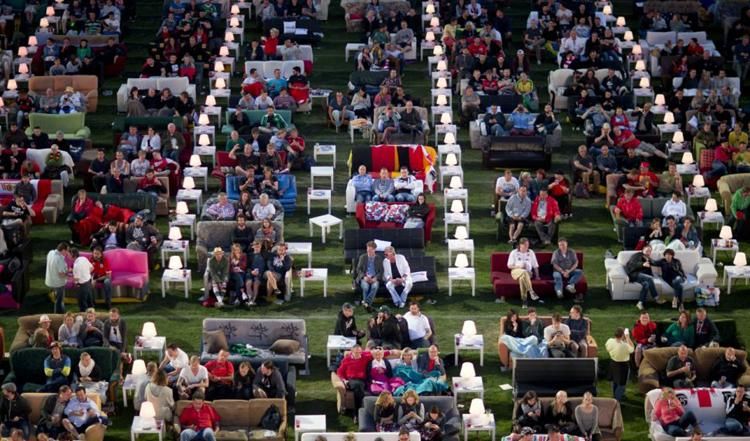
[
  {"left": 178, "top": 391, "right": 220, "bottom": 441},
  {"left": 530, "top": 189, "right": 561, "bottom": 246},
  {"left": 632, "top": 310, "right": 657, "bottom": 366},
  {"left": 89, "top": 247, "right": 112, "bottom": 310},
  {"left": 336, "top": 345, "right": 371, "bottom": 416},
  {"left": 614, "top": 189, "right": 643, "bottom": 227}
]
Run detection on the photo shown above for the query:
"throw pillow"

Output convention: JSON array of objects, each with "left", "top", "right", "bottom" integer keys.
[
  {"left": 384, "top": 204, "right": 409, "bottom": 223},
  {"left": 269, "top": 339, "right": 300, "bottom": 355},
  {"left": 365, "top": 201, "right": 387, "bottom": 221},
  {"left": 217, "top": 430, "right": 248, "bottom": 441},
  {"left": 203, "top": 329, "right": 229, "bottom": 354},
  {"left": 374, "top": 239, "right": 391, "bottom": 251}
]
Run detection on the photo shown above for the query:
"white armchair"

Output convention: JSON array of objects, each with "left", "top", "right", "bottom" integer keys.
[
  {"left": 116, "top": 77, "right": 197, "bottom": 112},
  {"left": 345, "top": 178, "right": 423, "bottom": 213},
  {"left": 605, "top": 249, "right": 717, "bottom": 301}
]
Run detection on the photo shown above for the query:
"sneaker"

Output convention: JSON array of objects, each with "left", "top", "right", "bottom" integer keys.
[
  {"left": 232, "top": 299, "right": 241, "bottom": 306},
  {"left": 495, "top": 297, "right": 505, "bottom": 303},
  {"left": 249, "top": 301, "right": 257, "bottom": 306},
  {"left": 565, "top": 284, "right": 576, "bottom": 294},
  {"left": 426, "top": 299, "right": 437, "bottom": 305},
  {"left": 215, "top": 301, "right": 224, "bottom": 308},
  {"left": 274, "top": 298, "right": 285, "bottom": 305},
  {"left": 556, "top": 290, "right": 563, "bottom": 299},
  {"left": 636, "top": 301, "right": 644, "bottom": 310},
  {"left": 529, "top": 291, "right": 540, "bottom": 301},
  {"left": 273, "top": 289, "right": 281, "bottom": 296},
  {"left": 522, "top": 301, "right": 528, "bottom": 309},
  {"left": 656, "top": 296, "right": 667, "bottom": 305},
  {"left": 672, "top": 298, "right": 678, "bottom": 309}
]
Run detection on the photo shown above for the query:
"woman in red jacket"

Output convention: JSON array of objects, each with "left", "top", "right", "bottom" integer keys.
[
  {"left": 68, "top": 189, "right": 95, "bottom": 244},
  {"left": 548, "top": 171, "right": 571, "bottom": 217},
  {"left": 337, "top": 345, "right": 399, "bottom": 418}
]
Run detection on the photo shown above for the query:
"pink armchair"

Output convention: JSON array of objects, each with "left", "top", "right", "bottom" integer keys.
[{"left": 64, "top": 248, "right": 150, "bottom": 302}]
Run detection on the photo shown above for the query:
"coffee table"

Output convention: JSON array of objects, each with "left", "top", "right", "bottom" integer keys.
[{"left": 309, "top": 214, "right": 343, "bottom": 244}]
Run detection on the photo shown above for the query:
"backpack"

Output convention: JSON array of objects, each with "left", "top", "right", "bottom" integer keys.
[{"left": 260, "top": 404, "right": 281, "bottom": 430}]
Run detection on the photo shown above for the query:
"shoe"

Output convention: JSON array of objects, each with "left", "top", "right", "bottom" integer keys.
[
  {"left": 556, "top": 290, "right": 563, "bottom": 299},
  {"left": 678, "top": 303, "right": 685, "bottom": 312},
  {"left": 215, "top": 301, "right": 224, "bottom": 308},
  {"left": 565, "top": 284, "right": 576, "bottom": 294},
  {"left": 574, "top": 294, "right": 584, "bottom": 303},
  {"left": 656, "top": 296, "right": 667, "bottom": 305},
  {"left": 353, "top": 416, "right": 358, "bottom": 425},
  {"left": 495, "top": 297, "right": 505, "bottom": 303},
  {"left": 672, "top": 298, "right": 678, "bottom": 309},
  {"left": 536, "top": 298, "right": 545, "bottom": 304},
  {"left": 529, "top": 291, "right": 540, "bottom": 301},
  {"left": 233, "top": 299, "right": 241, "bottom": 306},
  {"left": 636, "top": 301, "right": 644, "bottom": 310},
  {"left": 249, "top": 301, "right": 257, "bottom": 306},
  {"left": 274, "top": 298, "right": 285, "bottom": 305},
  {"left": 273, "top": 289, "right": 281, "bottom": 296},
  {"left": 522, "top": 301, "right": 528, "bottom": 309},
  {"left": 426, "top": 299, "right": 437, "bottom": 305}
]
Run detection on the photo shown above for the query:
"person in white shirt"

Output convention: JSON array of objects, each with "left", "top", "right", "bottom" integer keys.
[
  {"left": 177, "top": 356, "right": 209, "bottom": 400},
  {"left": 661, "top": 191, "right": 687, "bottom": 224},
  {"left": 71, "top": 248, "right": 94, "bottom": 312},
  {"left": 160, "top": 344, "right": 190, "bottom": 385},
  {"left": 400, "top": 302, "right": 432, "bottom": 349},
  {"left": 394, "top": 166, "right": 417, "bottom": 202},
  {"left": 140, "top": 126, "right": 161, "bottom": 153},
  {"left": 560, "top": 30, "right": 585, "bottom": 57},
  {"left": 383, "top": 246, "right": 413, "bottom": 308},
  {"left": 62, "top": 386, "right": 109, "bottom": 438},
  {"left": 495, "top": 169, "right": 520, "bottom": 203},
  {"left": 543, "top": 313, "right": 573, "bottom": 357},
  {"left": 251, "top": 194, "right": 277, "bottom": 220},
  {"left": 506, "top": 238, "right": 542, "bottom": 308}
]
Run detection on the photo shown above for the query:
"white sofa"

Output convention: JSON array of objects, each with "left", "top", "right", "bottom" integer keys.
[
  {"left": 604, "top": 249, "right": 717, "bottom": 301},
  {"left": 116, "top": 77, "right": 197, "bottom": 113},
  {"left": 345, "top": 178, "right": 423, "bottom": 213},
  {"left": 252, "top": 0, "right": 330, "bottom": 19},
  {"left": 368, "top": 34, "right": 417, "bottom": 61},
  {"left": 469, "top": 112, "right": 562, "bottom": 150},
  {"left": 303, "top": 434, "right": 420, "bottom": 441},
  {"left": 244, "top": 59, "right": 306, "bottom": 78},
  {"left": 645, "top": 387, "right": 748, "bottom": 441}
]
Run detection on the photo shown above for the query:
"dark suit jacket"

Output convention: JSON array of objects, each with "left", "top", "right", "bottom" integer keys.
[
  {"left": 103, "top": 318, "right": 128, "bottom": 349},
  {"left": 355, "top": 253, "right": 384, "bottom": 283},
  {"left": 416, "top": 352, "right": 446, "bottom": 377}
]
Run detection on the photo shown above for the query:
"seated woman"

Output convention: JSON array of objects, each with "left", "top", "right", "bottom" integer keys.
[
  {"left": 546, "top": 390, "right": 578, "bottom": 434},
  {"left": 77, "top": 308, "right": 105, "bottom": 347},
  {"left": 235, "top": 191, "right": 255, "bottom": 219},
  {"left": 252, "top": 194, "right": 277, "bottom": 221},
  {"left": 404, "top": 193, "right": 429, "bottom": 229},
  {"left": 398, "top": 390, "right": 425, "bottom": 431},
  {"left": 228, "top": 244, "right": 247, "bottom": 306},
  {"left": 392, "top": 347, "right": 448, "bottom": 396},
  {"left": 176, "top": 355, "right": 209, "bottom": 400},
  {"left": 74, "top": 352, "right": 108, "bottom": 403},
  {"left": 145, "top": 369, "right": 175, "bottom": 423},
  {"left": 245, "top": 241, "right": 266, "bottom": 306},
  {"left": 517, "top": 390, "right": 544, "bottom": 433},
  {"left": 575, "top": 392, "right": 602, "bottom": 441},
  {"left": 256, "top": 167, "right": 281, "bottom": 200},
  {"left": 374, "top": 391, "right": 398, "bottom": 432},
  {"left": 420, "top": 406, "right": 445, "bottom": 441},
  {"left": 663, "top": 311, "right": 695, "bottom": 348},
  {"left": 653, "top": 387, "right": 698, "bottom": 437},
  {"left": 499, "top": 309, "right": 547, "bottom": 358},
  {"left": 233, "top": 361, "right": 255, "bottom": 400},
  {"left": 254, "top": 219, "right": 278, "bottom": 251},
  {"left": 367, "top": 347, "right": 404, "bottom": 394}
]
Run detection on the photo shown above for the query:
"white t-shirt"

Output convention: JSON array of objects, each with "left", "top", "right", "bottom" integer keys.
[
  {"left": 403, "top": 312, "right": 431, "bottom": 340},
  {"left": 178, "top": 365, "right": 208, "bottom": 385},
  {"left": 507, "top": 249, "right": 538, "bottom": 273},
  {"left": 168, "top": 348, "right": 189, "bottom": 370},
  {"left": 544, "top": 323, "right": 571, "bottom": 343},
  {"left": 73, "top": 256, "right": 93, "bottom": 284},
  {"left": 495, "top": 176, "right": 519, "bottom": 196}
]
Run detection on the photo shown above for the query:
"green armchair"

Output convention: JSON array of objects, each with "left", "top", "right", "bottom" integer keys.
[
  {"left": 25, "top": 113, "right": 91, "bottom": 141},
  {"left": 221, "top": 109, "right": 293, "bottom": 135}
]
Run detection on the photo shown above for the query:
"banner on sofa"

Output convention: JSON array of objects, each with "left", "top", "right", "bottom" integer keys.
[{"left": 0, "top": 179, "right": 39, "bottom": 197}]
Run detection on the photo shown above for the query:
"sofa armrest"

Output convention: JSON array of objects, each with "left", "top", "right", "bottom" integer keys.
[
  {"left": 497, "top": 338, "right": 510, "bottom": 368},
  {"left": 75, "top": 127, "right": 92, "bottom": 139},
  {"left": 42, "top": 206, "right": 58, "bottom": 224},
  {"left": 186, "top": 84, "right": 197, "bottom": 102},
  {"left": 718, "top": 180, "right": 732, "bottom": 215},
  {"left": 607, "top": 267, "right": 628, "bottom": 295},
  {"left": 695, "top": 262, "right": 718, "bottom": 286},
  {"left": 331, "top": 372, "right": 347, "bottom": 413},
  {"left": 116, "top": 84, "right": 128, "bottom": 112},
  {"left": 586, "top": 335, "right": 598, "bottom": 358},
  {"left": 738, "top": 371, "right": 750, "bottom": 387},
  {"left": 45, "top": 193, "right": 62, "bottom": 210},
  {"left": 84, "top": 423, "right": 106, "bottom": 441},
  {"left": 638, "top": 360, "right": 660, "bottom": 393}
]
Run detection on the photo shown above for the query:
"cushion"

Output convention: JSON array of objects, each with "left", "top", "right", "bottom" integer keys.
[
  {"left": 374, "top": 239, "right": 391, "bottom": 251},
  {"left": 364, "top": 201, "right": 388, "bottom": 221},
  {"left": 216, "top": 430, "right": 248, "bottom": 441},
  {"left": 269, "top": 339, "right": 300, "bottom": 355},
  {"left": 384, "top": 204, "right": 409, "bottom": 223},
  {"left": 203, "top": 329, "right": 229, "bottom": 354}
]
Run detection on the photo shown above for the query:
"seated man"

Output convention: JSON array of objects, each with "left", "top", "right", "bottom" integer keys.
[
  {"left": 400, "top": 302, "right": 432, "bottom": 349},
  {"left": 495, "top": 169, "right": 520, "bottom": 204},
  {"left": 373, "top": 168, "right": 395, "bottom": 202},
  {"left": 355, "top": 241, "right": 383, "bottom": 310},
  {"left": 126, "top": 215, "right": 162, "bottom": 269},
  {"left": 383, "top": 246, "right": 413, "bottom": 309},
  {"left": 62, "top": 386, "right": 109, "bottom": 438},
  {"left": 659, "top": 249, "right": 686, "bottom": 310},
  {"left": 509, "top": 104, "right": 535, "bottom": 136},
  {"left": 377, "top": 106, "right": 400, "bottom": 144},
  {"left": 723, "top": 384, "right": 750, "bottom": 435},
  {"left": 661, "top": 191, "right": 687, "bottom": 223},
  {"left": 37, "top": 385, "right": 73, "bottom": 439},
  {"left": 160, "top": 343, "right": 189, "bottom": 386},
  {"left": 137, "top": 169, "right": 167, "bottom": 197},
  {"left": 551, "top": 238, "right": 583, "bottom": 300},
  {"left": 398, "top": 101, "right": 424, "bottom": 142},
  {"left": 614, "top": 189, "right": 643, "bottom": 227},
  {"left": 258, "top": 105, "right": 287, "bottom": 134},
  {"left": 41, "top": 342, "right": 72, "bottom": 392},
  {"left": 504, "top": 185, "right": 531, "bottom": 244},
  {"left": 633, "top": 311, "right": 657, "bottom": 366},
  {"left": 393, "top": 166, "right": 417, "bottom": 203},
  {"left": 666, "top": 344, "right": 697, "bottom": 388},
  {"left": 711, "top": 347, "right": 744, "bottom": 388},
  {"left": 230, "top": 143, "right": 260, "bottom": 177},
  {"left": 483, "top": 105, "right": 507, "bottom": 137},
  {"left": 626, "top": 245, "right": 659, "bottom": 311},
  {"left": 130, "top": 150, "right": 151, "bottom": 178},
  {"left": 206, "top": 193, "right": 236, "bottom": 220},
  {"left": 612, "top": 125, "right": 667, "bottom": 159},
  {"left": 351, "top": 165, "right": 374, "bottom": 203},
  {"left": 530, "top": 189, "right": 561, "bottom": 246},
  {"left": 265, "top": 243, "right": 291, "bottom": 303},
  {"left": 0, "top": 383, "right": 30, "bottom": 440},
  {"left": 693, "top": 307, "right": 720, "bottom": 348},
  {"left": 657, "top": 163, "right": 684, "bottom": 197},
  {"left": 205, "top": 349, "right": 234, "bottom": 400},
  {"left": 252, "top": 361, "right": 286, "bottom": 399},
  {"left": 252, "top": 193, "right": 276, "bottom": 221},
  {"left": 178, "top": 391, "right": 220, "bottom": 441},
  {"left": 544, "top": 313, "right": 574, "bottom": 358}
]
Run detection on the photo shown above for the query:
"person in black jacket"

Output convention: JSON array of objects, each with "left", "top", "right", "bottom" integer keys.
[
  {"left": 625, "top": 245, "right": 659, "bottom": 311},
  {"left": 334, "top": 303, "right": 365, "bottom": 342},
  {"left": 659, "top": 249, "right": 686, "bottom": 311},
  {"left": 711, "top": 347, "right": 744, "bottom": 388},
  {"left": 36, "top": 385, "right": 73, "bottom": 438},
  {"left": 405, "top": 193, "right": 430, "bottom": 229},
  {"left": 633, "top": 103, "right": 655, "bottom": 135},
  {"left": 724, "top": 384, "right": 750, "bottom": 435},
  {"left": 0, "top": 383, "right": 31, "bottom": 440},
  {"left": 367, "top": 306, "right": 402, "bottom": 349},
  {"left": 693, "top": 308, "right": 720, "bottom": 348},
  {"left": 252, "top": 361, "right": 286, "bottom": 399}
]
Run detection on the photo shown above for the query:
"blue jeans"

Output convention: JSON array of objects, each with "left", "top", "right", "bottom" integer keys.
[
  {"left": 636, "top": 273, "right": 658, "bottom": 303},
  {"left": 724, "top": 417, "right": 747, "bottom": 435},
  {"left": 708, "top": 159, "right": 728, "bottom": 178},
  {"left": 53, "top": 286, "right": 66, "bottom": 313},
  {"left": 552, "top": 269, "right": 583, "bottom": 293},
  {"left": 395, "top": 192, "right": 416, "bottom": 202},
  {"left": 355, "top": 191, "right": 373, "bottom": 203},
  {"left": 181, "top": 428, "right": 216, "bottom": 441},
  {"left": 230, "top": 272, "right": 246, "bottom": 301},
  {"left": 373, "top": 194, "right": 395, "bottom": 202},
  {"left": 409, "top": 337, "right": 426, "bottom": 349},
  {"left": 499, "top": 335, "right": 547, "bottom": 358},
  {"left": 77, "top": 281, "right": 94, "bottom": 312},
  {"left": 662, "top": 411, "right": 697, "bottom": 436},
  {"left": 360, "top": 279, "right": 379, "bottom": 305},
  {"left": 95, "top": 277, "right": 112, "bottom": 308},
  {"left": 670, "top": 276, "right": 684, "bottom": 302},
  {"left": 491, "top": 124, "right": 507, "bottom": 136},
  {"left": 1, "top": 419, "right": 30, "bottom": 439}
]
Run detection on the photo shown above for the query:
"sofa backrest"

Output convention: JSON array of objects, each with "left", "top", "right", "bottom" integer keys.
[
  {"left": 226, "top": 174, "right": 296, "bottom": 202},
  {"left": 196, "top": 220, "right": 285, "bottom": 251},
  {"left": 639, "top": 197, "right": 695, "bottom": 219},
  {"left": 28, "top": 113, "right": 86, "bottom": 134},
  {"left": 718, "top": 174, "right": 750, "bottom": 195},
  {"left": 10, "top": 347, "right": 118, "bottom": 387},
  {"left": 373, "top": 106, "right": 428, "bottom": 125},
  {"left": 200, "top": 197, "right": 284, "bottom": 221},
  {"left": 202, "top": 318, "right": 306, "bottom": 348},
  {"left": 512, "top": 396, "right": 620, "bottom": 428},
  {"left": 694, "top": 347, "right": 748, "bottom": 380},
  {"left": 344, "top": 228, "right": 425, "bottom": 253},
  {"left": 28, "top": 75, "right": 98, "bottom": 111},
  {"left": 615, "top": 249, "right": 703, "bottom": 273},
  {"left": 362, "top": 395, "right": 457, "bottom": 420},
  {"left": 175, "top": 398, "right": 286, "bottom": 429},
  {"left": 102, "top": 248, "right": 149, "bottom": 276},
  {"left": 349, "top": 145, "right": 437, "bottom": 178},
  {"left": 223, "top": 109, "right": 293, "bottom": 127},
  {"left": 22, "top": 392, "right": 102, "bottom": 424},
  {"left": 512, "top": 358, "right": 598, "bottom": 397},
  {"left": 80, "top": 192, "right": 157, "bottom": 221},
  {"left": 303, "top": 434, "right": 420, "bottom": 441},
  {"left": 12, "top": 312, "right": 110, "bottom": 352},
  {"left": 646, "top": 31, "right": 677, "bottom": 46},
  {"left": 26, "top": 148, "right": 75, "bottom": 175},
  {"left": 491, "top": 252, "right": 585, "bottom": 275},
  {"left": 642, "top": 346, "right": 695, "bottom": 374},
  {"left": 126, "top": 176, "right": 170, "bottom": 195},
  {"left": 499, "top": 315, "right": 592, "bottom": 337},
  {"left": 112, "top": 116, "right": 184, "bottom": 133}
]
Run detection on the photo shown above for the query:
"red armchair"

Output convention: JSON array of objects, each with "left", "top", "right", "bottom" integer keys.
[
  {"left": 490, "top": 252, "right": 587, "bottom": 299},
  {"left": 355, "top": 202, "right": 436, "bottom": 242}
]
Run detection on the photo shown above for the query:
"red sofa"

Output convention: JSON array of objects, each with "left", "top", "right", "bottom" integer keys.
[
  {"left": 355, "top": 202, "right": 436, "bottom": 242},
  {"left": 490, "top": 252, "right": 587, "bottom": 299}
]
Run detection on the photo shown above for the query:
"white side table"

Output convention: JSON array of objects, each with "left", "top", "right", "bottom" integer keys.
[
  {"left": 711, "top": 238, "right": 739, "bottom": 263},
  {"left": 723, "top": 265, "right": 750, "bottom": 295},
  {"left": 131, "top": 416, "right": 164, "bottom": 441},
  {"left": 294, "top": 415, "right": 327, "bottom": 441},
  {"left": 685, "top": 186, "right": 710, "bottom": 206},
  {"left": 326, "top": 335, "right": 357, "bottom": 367},
  {"left": 307, "top": 188, "right": 332, "bottom": 215},
  {"left": 193, "top": 145, "right": 217, "bottom": 166},
  {"left": 349, "top": 121, "right": 372, "bottom": 143},
  {"left": 435, "top": 124, "right": 457, "bottom": 147},
  {"left": 430, "top": 105, "right": 452, "bottom": 126},
  {"left": 170, "top": 214, "right": 197, "bottom": 240},
  {"left": 160, "top": 240, "right": 189, "bottom": 268},
  {"left": 440, "top": 165, "right": 464, "bottom": 189},
  {"left": 161, "top": 269, "right": 192, "bottom": 299},
  {"left": 299, "top": 268, "right": 328, "bottom": 297},
  {"left": 133, "top": 336, "right": 167, "bottom": 361},
  {"left": 452, "top": 376, "right": 484, "bottom": 407},
  {"left": 122, "top": 374, "right": 136, "bottom": 407},
  {"left": 287, "top": 242, "right": 313, "bottom": 267},
  {"left": 448, "top": 239, "right": 475, "bottom": 266},
  {"left": 444, "top": 188, "right": 469, "bottom": 215},
  {"left": 698, "top": 211, "right": 724, "bottom": 229},
  {"left": 448, "top": 267, "right": 476, "bottom": 297},
  {"left": 345, "top": 43, "right": 366, "bottom": 61},
  {"left": 454, "top": 333, "right": 484, "bottom": 366},
  {"left": 444, "top": 213, "right": 470, "bottom": 239},
  {"left": 676, "top": 164, "right": 699, "bottom": 175},
  {"left": 309, "top": 214, "right": 343, "bottom": 244},
  {"left": 462, "top": 414, "right": 495, "bottom": 441},
  {"left": 313, "top": 143, "right": 336, "bottom": 167},
  {"left": 438, "top": 144, "right": 462, "bottom": 167},
  {"left": 310, "top": 166, "right": 334, "bottom": 191},
  {"left": 183, "top": 166, "right": 209, "bottom": 191},
  {"left": 176, "top": 189, "right": 203, "bottom": 212}
]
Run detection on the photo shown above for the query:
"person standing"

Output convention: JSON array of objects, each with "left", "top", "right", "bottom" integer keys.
[
  {"left": 45, "top": 243, "right": 71, "bottom": 314},
  {"left": 71, "top": 248, "right": 94, "bottom": 312},
  {"left": 605, "top": 327, "right": 634, "bottom": 401}
]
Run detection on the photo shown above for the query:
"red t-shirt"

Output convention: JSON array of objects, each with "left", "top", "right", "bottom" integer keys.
[
  {"left": 616, "top": 196, "right": 643, "bottom": 221},
  {"left": 264, "top": 37, "right": 279, "bottom": 56},
  {"left": 205, "top": 360, "right": 235, "bottom": 384},
  {"left": 614, "top": 129, "right": 641, "bottom": 150},
  {"left": 89, "top": 256, "right": 110, "bottom": 279},
  {"left": 714, "top": 144, "right": 737, "bottom": 164},
  {"left": 179, "top": 404, "right": 221, "bottom": 430}
]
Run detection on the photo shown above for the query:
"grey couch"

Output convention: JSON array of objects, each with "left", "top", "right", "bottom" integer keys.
[
  {"left": 200, "top": 197, "right": 284, "bottom": 221},
  {"left": 195, "top": 220, "right": 284, "bottom": 273},
  {"left": 201, "top": 318, "right": 309, "bottom": 374},
  {"left": 358, "top": 396, "right": 460, "bottom": 441}
]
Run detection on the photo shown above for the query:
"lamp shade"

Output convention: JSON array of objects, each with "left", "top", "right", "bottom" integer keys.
[
  {"left": 430, "top": 16, "right": 439, "bottom": 27},
  {"left": 40, "top": 18, "right": 49, "bottom": 27},
  {"left": 140, "top": 401, "right": 156, "bottom": 419},
  {"left": 602, "top": 5, "right": 612, "bottom": 15},
  {"left": 445, "top": 153, "right": 458, "bottom": 166},
  {"left": 215, "top": 77, "right": 226, "bottom": 89},
  {"left": 436, "top": 77, "right": 448, "bottom": 89},
  {"left": 425, "top": 3, "right": 435, "bottom": 14},
  {"left": 459, "top": 362, "right": 476, "bottom": 379},
  {"left": 214, "top": 61, "right": 224, "bottom": 72},
  {"left": 720, "top": 225, "right": 733, "bottom": 240},
  {"left": 450, "top": 199, "right": 464, "bottom": 213},
  {"left": 182, "top": 176, "right": 196, "bottom": 190},
  {"left": 18, "top": 63, "right": 29, "bottom": 74},
  {"left": 189, "top": 154, "right": 202, "bottom": 167},
  {"left": 28, "top": 36, "right": 37, "bottom": 46},
  {"left": 462, "top": 320, "right": 477, "bottom": 336},
  {"left": 224, "top": 31, "right": 234, "bottom": 42},
  {"left": 436, "top": 94, "right": 448, "bottom": 106},
  {"left": 131, "top": 359, "right": 147, "bottom": 376},
  {"left": 141, "top": 322, "right": 158, "bottom": 338},
  {"left": 168, "top": 255, "right": 183, "bottom": 270},
  {"left": 198, "top": 133, "right": 211, "bottom": 146},
  {"left": 681, "top": 152, "right": 694, "bottom": 165},
  {"left": 734, "top": 252, "right": 747, "bottom": 267},
  {"left": 664, "top": 111, "right": 675, "bottom": 124},
  {"left": 639, "top": 77, "right": 650, "bottom": 89},
  {"left": 46, "top": 6, "right": 55, "bottom": 16},
  {"left": 7, "top": 79, "right": 17, "bottom": 91},
  {"left": 692, "top": 174, "right": 705, "bottom": 188},
  {"left": 425, "top": 31, "right": 435, "bottom": 42},
  {"left": 219, "top": 45, "right": 230, "bottom": 57},
  {"left": 623, "top": 31, "right": 634, "bottom": 42},
  {"left": 231, "top": 4, "right": 240, "bottom": 14},
  {"left": 672, "top": 130, "right": 684, "bottom": 143},
  {"left": 440, "top": 112, "right": 452, "bottom": 124},
  {"left": 631, "top": 44, "right": 643, "bottom": 56},
  {"left": 230, "top": 16, "right": 240, "bottom": 27},
  {"left": 168, "top": 226, "right": 182, "bottom": 241},
  {"left": 198, "top": 113, "right": 210, "bottom": 126},
  {"left": 705, "top": 198, "right": 718, "bottom": 213},
  {"left": 175, "top": 201, "right": 189, "bottom": 215},
  {"left": 443, "top": 131, "right": 455, "bottom": 144},
  {"left": 654, "top": 94, "right": 666, "bottom": 106},
  {"left": 469, "top": 398, "right": 485, "bottom": 416},
  {"left": 17, "top": 46, "right": 27, "bottom": 57},
  {"left": 205, "top": 95, "right": 217, "bottom": 107},
  {"left": 436, "top": 60, "right": 447, "bottom": 71},
  {"left": 616, "top": 16, "right": 625, "bottom": 27},
  {"left": 449, "top": 176, "right": 462, "bottom": 189},
  {"left": 433, "top": 45, "right": 444, "bottom": 56},
  {"left": 454, "top": 225, "right": 468, "bottom": 240},
  {"left": 454, "top": 253, "right": 469, "bottom": 268},
  {"left": 634, "top": 60, "right": 646, "bottom": 72}
]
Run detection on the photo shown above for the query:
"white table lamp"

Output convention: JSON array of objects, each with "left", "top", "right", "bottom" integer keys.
[
  {"left": 454, "top": 253, "right": 469, "bottom": 268},
  {"left": 205, "top": 95, "right": 217, "bottom": 107},
  {"left": 631, "top": 44, "right": 642, "bottom": 56},
  {"left": 198, "top": 113, "right": 210, "bottom": 126},
  {"left": 214, "top": 61, "right": 225, "bottom": 72},
  {"left": 459, "top": 362, "right": 476, "bottom": 379},
  {"left": 469, "top": 398, "right": 485, "bottom": 424},
  {"left": 672, "top": 130, "right": 684, "bottom": 144},
  {"left": 430, "top": 17, "right": 439, "bottom": 28},
  {"left": 692, "top": 174, "right": 705, "bottom": 188},
  {"left": 168, "top": 256, "right": 183, "bottom": 271},
  {"left": 132, "top": 359, "right": 147, "bottom": 376},
  {"left": 219, "top": 46, "right": 230, "bottom": 57},
  {"left": 734, "top": 252, "right": 747, "bottom": 267},
  {"left": 198, "top": 134, "right": 211, "bottom": 147},
  {"left": 436, "top": 60, "right": 447, "bottom": 72},
  {"left": 230, "top": 4, "right": 240, "bottom": 14},
  {"left": 602, "top": 5, "right": 612, "bottom": 15},
  {"left": 17, "top": 46, "right": 27, "bottom": 57},
  {"left": 189, "top": 154, "right": 202, "bottom": 167},
  {"left": 720, "top": 225, "right": 733, "bottom": 240},
  {"left": 425, "top": 3, "right": 435, "bottom": 14},
  {"left": 28, "top": 36, "right": 37, "bottom": 47},
  {"left": 182, "top": 176, "right": 196, "bottom": 190},
  {"left": 445, "top": 153, "right": 458, "bottom": 166},
  {"left": 450, "top": 199, "right": 464, "bottom": 214},
  {"left": 634, "top": 60, "right": 646, "bottom": 72},
  {"left": 654, "top": 94, "right": 666, "bottom": 106},
  {"left": 449, "top": 176, "right": 462, "bottom": 190},
  {"left": 224, "top": 31, "right": 234, "bottom": 43},
  {"left": 141, "top": 322, "right": 158, "bottom": 339},
  {"left": 168, "top": 227, "right": 182, "bottom": 241},
  {"left": 436, "top": 77, "right": 448, "bottom": 89},
  {"left": 139, "top": 401, "right": 156, "bottom": 427},
  {"left": 705, "top": 198, "right": 717, "bottom": 213},
  {"left": 18, "top": 63, "right": 29, "bottom": 74},
  {"left": 425, "top": 31, "right": 435, "bottom": 42},
  {"left": 454, "top": 225, "right": 468, "bottom": 240},
  {"left": 229, "top": 16, "right": 240, "bottom": 28},
  {"left": 664, "top": 112, "right": 675, "bottom": 124},
  {"left": 433, "top": 45, "right": 444, "bottom": 56},
  {"left": 623, "top": 31, "right": 634, "bottom": 42},
  {"left": 681, "top": 152, "right": 694, "bottom": 165},
  {"left": 440, "top": 112, "right": 452, "bottom": 124},
  {"left": 175, "top": 201, "right": 189, "bottom": 215},
  {"left": 443, "top": 131, "right": 455, "bottom": 144},
  {"left": 215, "top": 78, "right": 226, "bottom": 89},
  {"left": 7, "top": 79, "right": 17, "bottom": 91},
  {"left": 40, "top": 18, "right": 49, "bottom": 28},
  {"left": 46, "top": 6, "right": 55, "bottom": 16},
  {"left": 639, "top": 77, "right": 650, "bottom": 89},
  {"left": 616, "top": 16, "right": 625, "bottom": 27},
  {"left": 462, "top": 320, "right": 477, "bottom": 337}
]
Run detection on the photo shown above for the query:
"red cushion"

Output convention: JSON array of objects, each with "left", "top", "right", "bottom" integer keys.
[{"left": 371, "top": 145, "right": 397, "bottom": 172}]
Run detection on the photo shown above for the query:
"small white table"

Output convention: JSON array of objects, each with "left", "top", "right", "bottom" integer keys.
[
  {"left": 435, "top": 124, "right": 457, "bottom": 147},
  {"left": 170, "top": 214, "right": 197, "bottom": 240},
  {"left": 133, "top": 336, "right": 167, "bottom": 361},
  {"left": 307, "top": 188, "right": 332, "bottom": 215},
  {"left": 440, "top": 165, "right": 464, "bottom": 189},
  {"left": 438, "top": 144, "right": 462, "bottom": 167},
  {"left": 698, "top": 211, "right": 724, "bottom": 229},
  {"left": 183, "top": 166, "right": 209, "bottom": 191},
  {"left": 462, "top": 414, "right": 495, "bottom": 441},
  {"left": 326, "top": 335, "right": 357, "bottom": 367},
  {"left": 420, "top": 40, "right": 435, "bottom": 60},
  {"left": 122, "top": 374, "right": 137, "bottom": 407},
  {"left": 685, "top": 186, "right": 710, "bottom": 206},
  {"left": 176, "top": 189, "right": 203, "bottom": 212},
  {"left": 711, "top": 238, "right": 739, "bottom": 263},
  {"left": 160, "top": 240, "right": 189, "bottom": 268},
  {"left": 309, "top": 214, "right": 343, "bottom": 244},
  {"left": 131, "top": 416, "right": 164, "bottom": 441},
  {"left": 444, "top": 213, "right": 470, "bottom": 239},
  {"left": 454, "top": 333, "right": 484, "bottom": 366},
  {"left": 349, "top": 121, "right": 372, "bottom": 143},
  {"left": 430, "top": 106, "right": 452, "bottom": 126},
  {"left": 452, "top": 376, "right": 484, "bottom": 407},
  {"left": 313, "top": 143, "right": 336, "bottom": 167},
  {"left": 161, "top": 268, "right": 192, "bottom": 299},
  {"left": 448, "top": 267, "right": 476, "bottom": 297},
  {"left": 345, "top": 43, "right": 366, "bottom": 62},
  {"left": 444, "top": 188, "right": 469, "bottom": 215},
  {"left": 676, "top": 164, "right": 699, "bottom": 175},
  {"left": 204, "top": 105, "right": 223, "bottom": 128},
  {"left": 294, "top": 415, "right": 327, "bottom": 441},
  {"left": 723, "top": 265, "right": 750, "bottom": 295},
  {"left": 448, "top": 239, "right": 475, "bottom": 266},
  {"left": 310, "top": 166, "right": 334, "bottom": 191},
  {"left": 299, "top": 268, "right": 328, "bottom": 297},
  {"left": 193, "top": 145, "right": 217, "bottom": 166},
  {"left": 310, "top": 89, "right": 332, "bottom": 109},
  {"left": 287, "top": 242, "right": 313, "bottom": 267}
]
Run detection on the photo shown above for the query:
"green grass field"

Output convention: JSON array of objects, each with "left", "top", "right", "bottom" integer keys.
[{"left": 1, "top": 1, "right": 748, "bottom": 440}]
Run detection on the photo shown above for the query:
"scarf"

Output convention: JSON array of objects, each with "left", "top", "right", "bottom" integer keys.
[{"left": 78, "top": 359, "right": 95, "bottom": 377}]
